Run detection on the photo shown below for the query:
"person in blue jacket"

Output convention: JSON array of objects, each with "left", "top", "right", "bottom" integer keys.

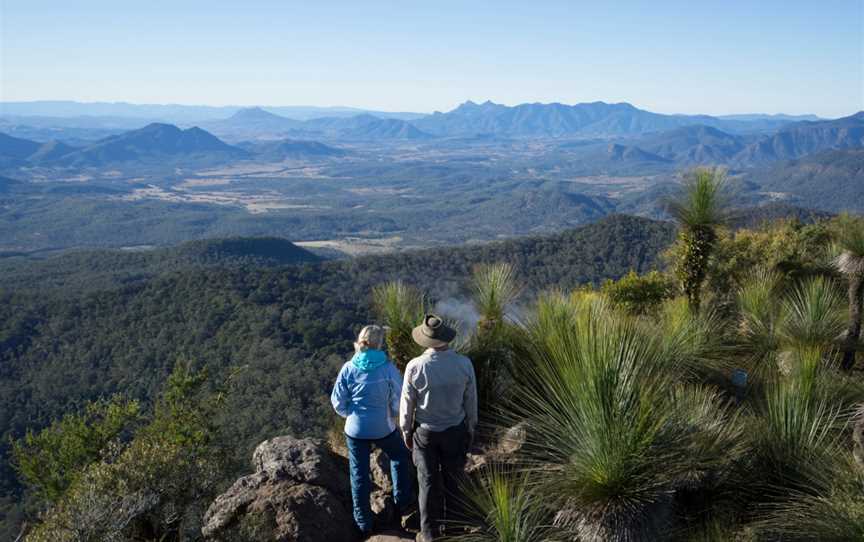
[{"left": 331, "top": 324, "right": 415, "bottom": 535}]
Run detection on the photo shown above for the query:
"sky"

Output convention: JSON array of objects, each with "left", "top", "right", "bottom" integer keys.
[{"left": 1, "top": 0, "right": 862, "bottom": 117}]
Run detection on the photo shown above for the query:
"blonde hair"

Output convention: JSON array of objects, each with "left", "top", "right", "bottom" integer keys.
[{"left": 355, "top": 325, "right": 385, "bottom": 352}]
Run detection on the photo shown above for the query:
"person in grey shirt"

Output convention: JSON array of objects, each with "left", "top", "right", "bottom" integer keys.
[{"left": 399, "top": 314, "right": 477, "bottom": 542}]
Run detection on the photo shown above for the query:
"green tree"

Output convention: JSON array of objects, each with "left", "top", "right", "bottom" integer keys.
[
  {"left": 668, "top": 167, "right": 729, "bottom": 312},
  {"left": 601, "top": 270, "right": 675, "bottom": 315},
  {"left": 12, "top": 396, "right": 141, "bottom": 504},
  {"left": 20, "top": 361, "right": 230, "bottom": 542}
]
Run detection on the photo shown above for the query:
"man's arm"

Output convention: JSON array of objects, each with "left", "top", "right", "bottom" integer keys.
[
  {"left": 399, "top": 365, "right": 417, "bottom": 448},
  {"left": 330, "top": 365, "right": 351, "bottom": 418}
]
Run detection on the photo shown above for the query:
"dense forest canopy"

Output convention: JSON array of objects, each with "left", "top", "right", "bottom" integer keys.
[{"left": 0, "top": 214, "right": 675, "bottom": 537}]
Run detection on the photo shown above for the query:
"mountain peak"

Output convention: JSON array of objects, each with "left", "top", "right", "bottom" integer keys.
[{"left": 229, "top": 107, "right": 286, "bottom": 121}]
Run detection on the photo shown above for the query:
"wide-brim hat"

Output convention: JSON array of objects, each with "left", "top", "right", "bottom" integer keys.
[{"left": 412, "top": 314, "right": 457, "bottom": 348}]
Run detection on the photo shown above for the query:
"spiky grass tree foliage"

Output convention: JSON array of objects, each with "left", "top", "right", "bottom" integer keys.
[
  {"left": 736, "top": 273, "right": 845, "bottom": 377},
  {"left": 756, "top": 477, "right": 864, "bottom": 541},
  {"left": 833, "top": 214, "right": 864, "bottom": 370},
  {"left": 754, "top": 405, "right": 864, "bottom": 541},
  {"left": 513, "top": 293, "right": 743, "bottom": 541},
  {"left": 464, "top": 263, "right": 525, "bottom": 421},
  {"left": 668, "top": 167, "right": 729, "bottom": 313},
  {"left": 747, "top": 345, "right": 852, "bottom": 505},
  {"left": 372, "top": 281, "right": 426, "bottom": 371},
  {"left": 651, "top": 296, "right": 730, "bottom": 379},
  {"left": 472, "top": 263, "right": 520, "bottom": 332},
  {"left": 453, "top": 465, "right": 562, "bottom": 542}
]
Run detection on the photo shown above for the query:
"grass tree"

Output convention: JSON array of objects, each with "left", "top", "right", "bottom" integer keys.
[
  {"left": 464, "top": 263, "right": 525, "bottom": 421},
  {"left": 668, "top": 167, "right": 729, "bottom": 313},
  {"left": 372, "top": 281, "right": 427, "bottom": 371},
  {"left": 453, "top": 466, "right": 561, "bottom": 542},
  {"left": 511, "top": 292, "right": 743, "bottom": 541},
  {"left": 833, "top": 214, "right": 864, "bottom": 370},
  {"left": 736, "top": 271, "right": 845, "bottom": 377}
]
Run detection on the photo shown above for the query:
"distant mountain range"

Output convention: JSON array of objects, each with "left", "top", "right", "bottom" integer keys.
[
  {"left": 1, "top": 105, "right": 861, "bottom": 169},
  {"left": 200, "top": 108, "right": 431, "bottom": 141},
  {"left": 596, "top": 112, "right": 864, "bottom": 168},
  {"left": 0, "top": 101, "right": 425, "bottom": 122},
  {"left": 735, "top": 112, "right": 864, "bottom": 163},
  {"left": 411, "top": 100, "right": 828, "bottom": 138}
]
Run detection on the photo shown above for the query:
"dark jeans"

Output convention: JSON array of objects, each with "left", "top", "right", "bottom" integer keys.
[
  {"left": 346, "top": 430, "right": 414, "bottom": 533},
  {"left": 412, "top": 421, "right": 470, "bottom": 539}
]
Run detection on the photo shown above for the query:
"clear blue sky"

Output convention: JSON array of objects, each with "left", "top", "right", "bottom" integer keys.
[{"left": 1, "top": 0, "right": 861, "bottom": 117}]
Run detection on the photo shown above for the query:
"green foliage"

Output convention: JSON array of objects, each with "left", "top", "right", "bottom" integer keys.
[
  {"left": 601, "top": 270, "right": 675, "bottom": 315},
  {"left": 667, "top": 167, "right": 729, "bottom": 231},
  {"left": 832, "top": 213, "right": 864, "bottom": 264},
  {"left": 372, "top": 281, "right": 426, "bottom": 371},
  {"left": 472, "top": 263, "right": 520, "bottom": 329},
  {"left": 749, "top": 370, "right": 847, "bottom": 497},
  {"left": 669, "top": 168, "right": 729, "bottom": 312},
  {"left": 464, "top": 264, "right": 527, "bottom": 421},
  {"left": 25, "top": 361, "right": 229, "bottom": 542},
  {"left": 514, "top": 293, "right": 743, "bottom": 539},
  {"left": 779, "top": 276, "right": 846, "bottom": 353},
  {"left": 11, "top": 396, "right": 140, "bottom": 504},
  {"left": 754, "top": 463, "right": 864, "bottom": 541},
  {"left": 701, "top": 219, "right": 833, "bottom": 302},
  {"left": 736, "top": 273, "right": 845, "bottom": 378},
  {"left": 454, "top": 466, "right": 561, "bottom": 542}
]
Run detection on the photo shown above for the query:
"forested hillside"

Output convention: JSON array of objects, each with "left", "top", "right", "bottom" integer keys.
[{"left": 0, "top": 214, "right": 674, "bottom": 537}]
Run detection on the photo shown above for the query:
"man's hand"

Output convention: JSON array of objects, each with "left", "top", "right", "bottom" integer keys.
[{"left": 403, "top": 432, "right": 414, "bottom": 451}]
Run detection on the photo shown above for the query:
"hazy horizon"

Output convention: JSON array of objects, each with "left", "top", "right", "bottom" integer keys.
[
  {"left": 0, "top": 97, "right": 853, "bottom": 119},
  {"left": 2, "top": 1, "right": 861, "bottom": 118}
]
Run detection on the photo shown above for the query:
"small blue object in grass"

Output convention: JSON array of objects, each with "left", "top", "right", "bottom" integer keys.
[
  {"left": 731, "top": 369, "right": 748, "bottom": 388},
  {"left": 731, "top": 369, "right": 748, "bottom": 403}
]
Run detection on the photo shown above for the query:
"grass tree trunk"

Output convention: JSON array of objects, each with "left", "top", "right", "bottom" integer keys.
[
  {"left": 676, "top": 225, "right": 716, "bottom": 313},
  {"left": 841, "top": 273, "right": 863, "bottom": 370}
]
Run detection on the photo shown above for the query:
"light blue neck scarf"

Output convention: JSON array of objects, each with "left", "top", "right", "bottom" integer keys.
[{"left": 351, "top": 349, "right": 388, "bottom": 372}]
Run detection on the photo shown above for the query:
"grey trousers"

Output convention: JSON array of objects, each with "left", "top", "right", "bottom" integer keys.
[{"left": 412, "top": 421, "right": 470, "bottom": 539}]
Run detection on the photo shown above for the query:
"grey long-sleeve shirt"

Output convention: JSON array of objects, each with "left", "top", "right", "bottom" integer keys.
[{"left": 399, "top": 348, "right": 478, "bottom": 437}]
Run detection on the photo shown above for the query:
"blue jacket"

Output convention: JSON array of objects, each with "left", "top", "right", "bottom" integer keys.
[{"left": 331, "top": 351, "right": 403, "bottom": 440}]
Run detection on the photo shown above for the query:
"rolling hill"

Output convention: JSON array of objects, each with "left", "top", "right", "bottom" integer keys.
[
  {"left": 239, "top": 139, "right": 347, "bottom": 160},
  {"left": 201, "top": 107, "right": 303, "bottom": 138},
  {"left": 52, "top": 123, "right": 249, "bottom": 166},
  {"left": 302, "top": 114, "right": 433, "bottom": 140},
  {"left": 634, "top": 125, "right": 747, "bottom": 164}
]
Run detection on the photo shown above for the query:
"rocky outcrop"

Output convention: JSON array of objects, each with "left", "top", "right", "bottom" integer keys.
[
  {"left": 201, "top": 436, "right": 359, "bottom": 542},
  {"left": 202, "top": 427, "right": 527, "bottom": 541}
]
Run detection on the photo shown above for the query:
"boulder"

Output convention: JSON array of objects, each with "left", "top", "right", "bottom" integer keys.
[
  {"left": 202, "top": 436, "right": 358, "bottom": 542},
  {"left": 252, "top": 435, "right": 349, "bottom": 496},
  {"left": 370, "top": 448, "right": 399, "bottom": 518}
]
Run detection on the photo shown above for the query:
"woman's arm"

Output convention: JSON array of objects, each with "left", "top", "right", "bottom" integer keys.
[
  {"left": 330, "top": 365, "right": 352, "bottom": 418},
  {"left": 387, "top": 363, "right": 403, "bottom": 419}
]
